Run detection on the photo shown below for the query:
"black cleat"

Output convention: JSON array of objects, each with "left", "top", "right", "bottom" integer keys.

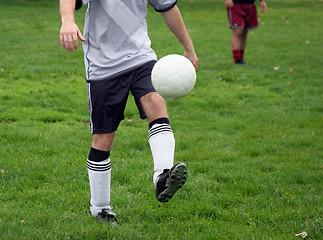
[
  {"left": 235, "top": 59, "right": 248, "bottom": 66},
  {"left": 156, "top": 163, "right": 187, "bottom": 203},
  {"left": 97, "top": 209, "right": 117, "bottom": 226}
]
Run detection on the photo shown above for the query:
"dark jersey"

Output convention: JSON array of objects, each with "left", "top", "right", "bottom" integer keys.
[{"left": 233, "top": 0, "right": 256, "bottom": 4}]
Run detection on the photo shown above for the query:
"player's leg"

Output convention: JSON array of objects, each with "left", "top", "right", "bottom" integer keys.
[
  {"left": 86, "top": 76, "right": 129, "bottom": 224},
  {"left": 87, "top": 133, "right": 116, "bottom": 224},
  {"left": 140, "top": 92, "right": 174, "bottom": 182},
  {"left": 129, "top": 62, "right": 173, "bottom": 184},
  {"left": 140, "top": 92, "right": 187, "bottom": 202},
  {"left": 231, "top": 28, "right": 244, "bottom": 63},
  {"left": 131, "top": 61, "right": 187, "bottom": 202},
  {"left": 240, "top": 29, "right": 248, "bottom": 61},
  {"left": 241, "top": 3, "right": 259, "bottom": 63}
]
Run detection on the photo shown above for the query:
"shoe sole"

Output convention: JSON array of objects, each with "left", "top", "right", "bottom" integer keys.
[{"left": 157, "top": 163, "right": 187, "bottom": 202}]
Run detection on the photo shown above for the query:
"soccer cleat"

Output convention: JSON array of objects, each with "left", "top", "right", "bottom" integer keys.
[
  {"left": 97, "top": 209, "right": 118, "bottom": 226},
  {"left": 156, "top": 163, "right": 187, "bottom": 202},
  {"left": 235, "top": 59, "right": 248, "bottom": 66}
]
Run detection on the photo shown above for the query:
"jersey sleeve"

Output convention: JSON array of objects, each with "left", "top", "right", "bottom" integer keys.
[{"left": 148, "top": 0, "right": 177, "bottom": 12}]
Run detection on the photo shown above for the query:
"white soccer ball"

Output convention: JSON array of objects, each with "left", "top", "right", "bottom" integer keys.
[{"left": 151, "top": 54, "right": 196, "bottom": 99}]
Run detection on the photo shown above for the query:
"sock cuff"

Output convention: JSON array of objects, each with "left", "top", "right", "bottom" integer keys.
[
  {"left": 233, "top": 49, "right": 241, "bottom": 63},
  {"left": 87, "top": 158, "right": 111, "bottom": 172},
  {"left": 88, "top": 147, "right": 110, "bottom": 162},
  {"left": 149, "top": 117, "right": 170, "bottom": 129},
  {"left": 148, "top": 123, "right": 173, "bottom": 140}
]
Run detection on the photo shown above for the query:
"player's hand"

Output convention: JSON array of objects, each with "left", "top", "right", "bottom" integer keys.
[
  {"left": 60, "top": 21, "right": 85, "bottom": 52},
  {"left": 224, "top": 0, "right": 234, "bottom": 8},
  {"left": 184, "top": 50, "right": 199, "bottom": 71},
  {"left": 260, "top": 1, "right": 267, "bottom": 13}
]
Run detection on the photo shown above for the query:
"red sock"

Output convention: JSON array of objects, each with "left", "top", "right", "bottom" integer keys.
[
  {"left": 240, "top": 49, "right": 245, "bottom": 60},
  {"left": 232, "top": 50, "right": 241, "bottom": 63}
]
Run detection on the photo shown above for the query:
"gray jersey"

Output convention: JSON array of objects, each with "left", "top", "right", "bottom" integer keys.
[{"left": 82, "top": 0, "right": 177, "bottom": 81}]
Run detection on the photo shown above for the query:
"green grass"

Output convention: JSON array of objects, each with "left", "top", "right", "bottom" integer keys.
[{"left": 0, "top": 0, "right": 322, "bottom": 239}]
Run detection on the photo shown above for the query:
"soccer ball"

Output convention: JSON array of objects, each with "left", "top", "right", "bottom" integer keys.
[{"left": 151, "top": 54, "right": 196, "bottom": 99}]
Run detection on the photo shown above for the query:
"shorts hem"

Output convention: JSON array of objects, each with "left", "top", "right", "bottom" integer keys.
[
  {"left": 230, "top": 25, "right": 244, "bottom": 29},
  {"left": 230, "top": 25, "right": 258, "bottom": 30},
  {"left": 245, "top": 26, "right": 258, "bottom": 30},
  {"left": 138, "top": 89, "right": 156, "bottom": 100},
  {"left": 91, "top": 128, "right": 119, "bottom": 134}
]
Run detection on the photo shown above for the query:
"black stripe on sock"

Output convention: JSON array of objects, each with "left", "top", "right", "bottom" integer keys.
[
  {"left": 148, "top": 124, "right": 172, "bottom": 139},
  {"left": 149, "top": 117, "right": 170, "bottom": 129},
  {"left": 87, "top": 166, "right": 111, "bottom": 172},
  {"left": 87, "top": 160, "right": 111, "bottom": 172}
]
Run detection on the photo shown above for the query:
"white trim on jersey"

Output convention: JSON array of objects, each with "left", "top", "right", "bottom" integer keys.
[{"left": 86, "top": 82, "right": 94, "bottom": 133}]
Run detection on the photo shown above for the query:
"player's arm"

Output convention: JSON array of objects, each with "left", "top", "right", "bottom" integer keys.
[
  {"left": 160, "top": 6, "right": 199, "bottom": 70},
  {"left": 224, "top": 0, "right": 234, "bottom": 8},
  {"left": 260, "top": 0, "right": 267, "bottom": 13},
  {"left": 59, "top": 0, "right": 85, "bottom": 52}
]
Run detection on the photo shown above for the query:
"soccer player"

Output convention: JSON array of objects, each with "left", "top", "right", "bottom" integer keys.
[
  {"left": 59, "top": 0, "right": 199, "bottom": 224},
  {"left": 224, "top": 0, "right": 267, "bottom": 65}
]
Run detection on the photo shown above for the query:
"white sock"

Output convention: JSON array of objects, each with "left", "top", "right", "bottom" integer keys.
[
  {"left": 148, "top": 121, "right": 175, "bottom": 186},
  {"left": 87, "top": 158, "right": 111, "bottom": 217}
]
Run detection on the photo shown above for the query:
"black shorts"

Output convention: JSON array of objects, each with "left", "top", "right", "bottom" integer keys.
[{"left": 86, "top": 61, "right": 157, "bottom": 134}]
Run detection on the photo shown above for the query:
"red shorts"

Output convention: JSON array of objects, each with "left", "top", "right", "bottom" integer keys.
[{"left": 227, "top": 4, "right": 258, "bottom": 30}]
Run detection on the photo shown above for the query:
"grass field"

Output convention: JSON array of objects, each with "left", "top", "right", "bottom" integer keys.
[{"left": 0, "top": 0, "right": 322, "bottom": 239}]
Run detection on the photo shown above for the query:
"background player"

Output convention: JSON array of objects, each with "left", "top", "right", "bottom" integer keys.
[{"left": 224, "top": 0, "right": 267, "bottom": 65}]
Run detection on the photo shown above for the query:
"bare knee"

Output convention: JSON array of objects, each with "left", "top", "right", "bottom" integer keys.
[
  {"left": 142, "top": 92, "right": 165, "bottom": 106},
  {"left": 241, "top": 30, "right": 248, "bottom": 38},
  {"left": 92, "top": 132, "right": 115, "bottom": 151},
  {"left": 140, "top": 92, "right": 168, "bottom": 122},
  {"left": 232, "top": 28, "right": 244, "bottom": 38}
]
